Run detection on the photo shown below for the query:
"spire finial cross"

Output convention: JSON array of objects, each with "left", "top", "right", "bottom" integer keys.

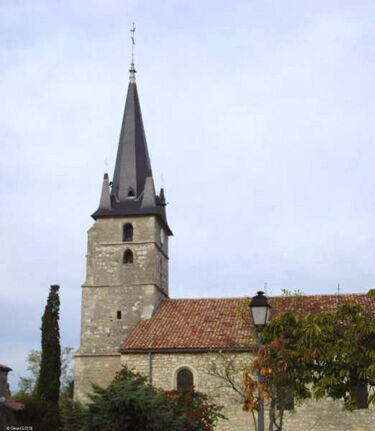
[
  {"left": 129, "top": 22, "right": 136, "bottom": 81},
  {"left": 130, "top": 22, "right": 136, "bottom": 64}
]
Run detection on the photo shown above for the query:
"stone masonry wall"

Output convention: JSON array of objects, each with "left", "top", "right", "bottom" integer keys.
[
  {"left": 74, "top": 355, "right": 121, "bottom": 403},
  {"left": 74, "top": 215, "right": 169, "bottom": 401},
  {"left": 79, "top": 284, "right": 162, "bottom": 354},
  {"left": 85, "top": 216, "right": 168, "bottom": 292},
  {"left": 121, "top": 352, "right": 253, "bottom": 431},
  {"left": 121, "top": 351, "right": 375, "bottom": 431}
]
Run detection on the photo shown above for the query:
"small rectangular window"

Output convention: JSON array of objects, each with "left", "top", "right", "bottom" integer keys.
[
  {"left": 350, "top": 382, "right": 368, "bottom": 409},
  {"left": 117, "top": 310, "right": 122, "bottom": 320},
  {"left": 277, "top": 388, "right": 294, "bottom": 410}
]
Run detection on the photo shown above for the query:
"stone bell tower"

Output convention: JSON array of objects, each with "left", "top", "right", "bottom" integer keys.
[{"left": 74, "top": 58, "right": 172, "bottom": 401}]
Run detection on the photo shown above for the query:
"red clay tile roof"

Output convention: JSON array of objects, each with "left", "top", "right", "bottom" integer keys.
[
  {"left": 0, "top": 364, "right": 12, "bottom": 372},
  {"left": 121, "top": 294, "right": 375, "bottom": 352}
]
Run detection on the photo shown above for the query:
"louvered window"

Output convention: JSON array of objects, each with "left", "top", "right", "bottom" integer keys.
[{"left": 123, "top": 223, "right": 133, "bottom": 242}]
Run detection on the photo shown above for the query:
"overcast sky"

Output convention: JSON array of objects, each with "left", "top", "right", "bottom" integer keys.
[{"left": 1, "top": 0, "right": 375, "bottom": 391}]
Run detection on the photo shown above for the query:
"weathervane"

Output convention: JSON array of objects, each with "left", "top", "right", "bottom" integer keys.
[
  {"left": 130, "top": 22, "right": 136, "bottom": 64},
  {"left": 129, "top": 22, "right": 136, "bottom": 81}
]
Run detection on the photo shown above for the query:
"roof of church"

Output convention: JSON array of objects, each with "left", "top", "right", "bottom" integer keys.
[
  {"left": 0, "top": 364, "right": 12, "bottom": 372},
  {"left": 120, "top": 293, "right": 375, "bottom": 352},
  {"left": 92, "top": 65, "right": 172, "bottom": 234}
]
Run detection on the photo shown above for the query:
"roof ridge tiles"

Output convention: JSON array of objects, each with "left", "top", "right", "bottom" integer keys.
[
  {"left": 121, "top": 293, "right": 374, "bottom": 352},
  {"left": 165, "top": 293, "right": 370, "bottom": 301}
]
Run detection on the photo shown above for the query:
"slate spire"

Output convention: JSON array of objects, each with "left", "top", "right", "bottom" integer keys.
[
  {"left": 111, "top": 67, "right": 152, "bottom": 201},
  {"left": 92, "top": 56, "right": 172, "bottom": 235}
]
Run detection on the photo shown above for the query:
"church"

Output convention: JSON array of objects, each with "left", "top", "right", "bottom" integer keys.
[{"left": 74, "top": 56, "right": 375, "bottom": 430}]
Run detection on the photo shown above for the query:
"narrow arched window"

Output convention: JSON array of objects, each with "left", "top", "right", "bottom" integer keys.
[
  {"left": 177, "top": 368, "right": 193, "bottom": 390},
  {"left": 123, "top": 249, "right": 133, "bottom": 264},
  {"left": 128, "top": 188, "right": 135, "bottom": 197},
  {"left": 123, "top": 223, "right": 133, "bottom": 242}
]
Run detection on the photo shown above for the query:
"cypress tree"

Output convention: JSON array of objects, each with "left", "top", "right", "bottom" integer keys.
[{"left": 36, "top": 284, "right": 61, "bottom": 405}]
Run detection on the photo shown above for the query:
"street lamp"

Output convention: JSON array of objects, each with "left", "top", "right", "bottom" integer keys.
[
  {"left": 250, "top": 291, "right": 271, "bottom": 431},
  {"left": 250, "top": 291, "right": 271, "bottom": 332}
]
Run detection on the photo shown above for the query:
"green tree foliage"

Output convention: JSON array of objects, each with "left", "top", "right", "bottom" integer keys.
[
  {"left": 27, "top": 284, "right": 62, "bottom": 430},
  {"left": 60, "top": 379, "right": 75, "bottom": 401},
  {"left": 16, "top": 395, "right": 60, "bottom": 431},
  {"left": 17, "top": 349, "right": 41, "bottom": 395},
  {"left": 247, "top": 310, "right": 316, "bottom": 431},
  {"left": 61, "top": 398, "right": 87, "bottom": 431},
  {"left": 35, "top": 284, "right": 61, "bottom": 404},
  {"left": 243, "top": 300, "right": 375, "bottom": 431},
  {"left": 261, "top": 302, "right": 375, "bottom": 410},
  {"left": 241, "top": 289, "right": 309, "bottom": 430},
  {"left": 61, "top": 367, "right": 225, "bottom": 431},
  {"left": 17, "top": 346, "right": 74, "bottom": 395},
  {"left": 302, "top": 302, "right": 375, "bottom": 409},
  {"left": 60, "top": 347, "right": 75, "bottom": 391}
]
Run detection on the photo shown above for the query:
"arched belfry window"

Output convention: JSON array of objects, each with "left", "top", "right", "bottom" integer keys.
[
  {"left": 123, "top": 249, "right": 134, "bottom": 264},
  {"left": 177, "top": 368, "right": 194, "bottom": 390},
  {"left": 127, "top": 188, "right": 135, "bottom": 197},
  {"left": 123, "top": 223, "right": 133, "bottom": 242}
]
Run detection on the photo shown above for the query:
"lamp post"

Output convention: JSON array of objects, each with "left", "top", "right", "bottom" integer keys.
[{"left": 250, "top": 291, "right": 271, "bottom": 431}]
